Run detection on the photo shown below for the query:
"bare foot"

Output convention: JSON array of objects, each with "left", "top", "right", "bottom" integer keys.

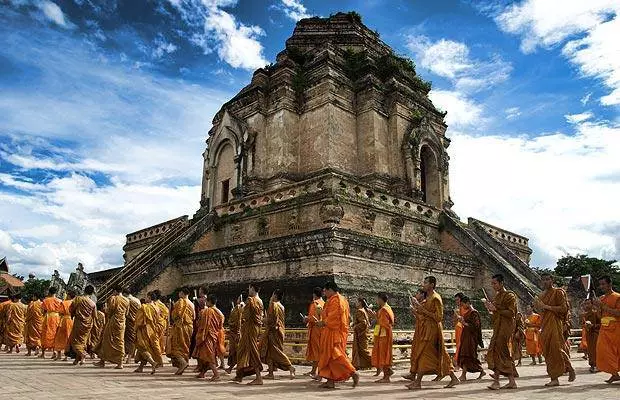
[
  {"left": 175, "top": 360, "right": 188, "bottom": 375},
  {"left": 319, "top": 382, "right": 335, "bottom": 389},
  {"left": 477, "top": 371, "right": 486, "bottom": 380},
  {"left": 224, "top": 367, "right": 233, "bottom": 375},
  {"left": 231, "top": 376, "right": 242, "bottom": 383},
  {"left": 289, "top": 366, "right": 296, "bottom": 379},
  {"left": 406, "top": 382, "right": 421, "bottom": 390},
  {"left": 247, "top": 378, "right": 263, "bottom": 385},
  {"left": 544, "top": 380, "right": 559, "bottom": 387},
  {"left": 459, "top": 374, "right": 467, "bottom": 382},
  {"left": 264, "top": 373, "right": 275, "bottom": 380},
  {"left": 605, "top": 375, "right": 620, "bottom": 384},
  {"left": 375, "top": 377, "right": 390, "bottom": 383},
  {"left": 568, "top": 370, "right": 576, "bottom": 382},
  {"left": 488, "top": 382, "right": 500, "bottom": 390},
  {"left": 352, "top": 372, "right": 359, "bottom": 388},
  {"left": 445, "top": 377, "right": 459, "bottom": 388},
  {"left": 93, "top": 361, "right": 105, "bottom": 368},
  {"left": 210, "top": 375, "right": 221, "bottom": 382},
  {"left": 373, "top": 369, "right": 381, "bottom": 376},
  {"left": 402, "top": 373, "right": 415, "bottom": 381},
  {"left": 502, "top": 382, "right": 517, "bottom": 389}
]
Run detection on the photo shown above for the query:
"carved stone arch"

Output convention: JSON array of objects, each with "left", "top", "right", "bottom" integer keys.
[{"left": 419, "top": 143, "right": 441, "bottom": 208}]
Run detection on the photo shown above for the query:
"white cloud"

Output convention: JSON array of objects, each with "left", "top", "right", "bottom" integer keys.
[
  {"left": 565, "top": 111, "right": 594, "bottom": 124},
  {"left": 406, "top": 35, "right": 512, "bottom": 93},
  {"left": 505, "top": 107, "right": 521, "bottom": 120},
  {"left": 429, "top": 90, "right": 485, "bottom": 129},
  {"left": 38, "top": 0, "right": 69, "bottom": 27},
  {"left": 152, "top": 36, "right": 178, "bottom": 58},
  {"left": 494, "top": 0, "right": 620, "bottom": 105},
  {"left": 279, "top": 0, "right": 312, "bottom": 21},
  {"left": 581, "top": 92, "right": 593, "bottom": 105}
]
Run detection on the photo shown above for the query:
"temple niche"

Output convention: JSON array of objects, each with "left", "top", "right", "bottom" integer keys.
[{"left": 97, "top": 12, "right": 539, "bottom": 326}]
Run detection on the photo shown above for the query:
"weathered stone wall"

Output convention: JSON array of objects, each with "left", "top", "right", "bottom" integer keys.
[{"left": 136, "top": 265, "right": 183, "bottom": 299}]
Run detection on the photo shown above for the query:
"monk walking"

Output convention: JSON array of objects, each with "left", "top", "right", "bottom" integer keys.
[
  {"left": 88, "top": 303, "right": 106, "bottom": 358},
  {"left": 153, "top": 290, "right": 170, "bottom": 363},
  {"left": 53, "top": 290, "right": 75, "bottom": 361},
  {"left": 484, "top": 273, "right": 518, "bottom": 390},
  {"left": 456, "top": 295, "right": 485, "bottom": 381},
  {"left": 407, "top": 276, "right": 459, "bottom": 390},
  {"left": 512, "top": 312, "right": 525, "bottom": 366},
  {"left": 582, "top": 297, "right": 600, "bottom": 373},
  {"left": 233, "top": 284, "right": 264, "bottom": 385},
  {"left": 24, "top": 294, "right": 43, "bottom": 356},
  {"left": 593, "top": 275, "right": 620, "bottom": 384},
  {"left": 4, "top": 293, "right": 26, "bottom": 353},
  {"left": 524, "top": 304, "right": 543, "bottom": 364},
  {"left": 225, "top": 294, "right": 244, "bottom": 374},
  {"left": 169, "top": 287, "right": 195, "bottom": 375},
  {"left": 315, "top": 281, "right": 359, "bottom": 389},
  {"left": 69, "top": 285, "right": 96, "bottom": 365},
  {"left": 534, "top": 273, "right": 575, "bottom": 386},
  {"left": 195, "top": 294, "right": 226, "bottom": 381},
  {"left": 369, "top": 293, "right": 394, "bottom": 383},
  {"left": 133, "top": 294, "right": 160, "bottom": 374},
  {"left": 453, "top": 292, "right": 465, "bottom": 369},
  {"left": 303, "top": 287, "right": 324, "bottom": 378},
  {"left": 123, "top": 290, "right": 141, "bottom": 364},
  {"left": 95, "top": 286, "right": 129, "bottom": 369},
  {"left": 39, "top": 287, "right": 62, "bottom": 359},
  {"left": 260, "top": 289, "right": 295, "bottom": 379},
  {"left": 351, "top": 297, "right": 372, "bottom": 371}
]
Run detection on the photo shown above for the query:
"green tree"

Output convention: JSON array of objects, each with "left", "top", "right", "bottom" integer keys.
[
  {"left": 554, "top": 254, "right": 620, "bottom": 286},
  {"left": 20, "top": 277, "right": 50, "bottom": 301}
]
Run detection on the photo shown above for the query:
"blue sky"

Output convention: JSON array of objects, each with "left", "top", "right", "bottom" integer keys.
[{"left": 1, "top": 0, "right": 619, "bottom": 279}]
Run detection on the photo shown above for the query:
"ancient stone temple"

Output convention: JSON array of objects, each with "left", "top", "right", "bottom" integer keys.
[{"left": 94, "top": 12, "right": 540, "bottom": 326}]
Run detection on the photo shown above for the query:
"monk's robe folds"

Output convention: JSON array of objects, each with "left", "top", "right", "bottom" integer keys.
[
  {"left": 596, "top": 291, "right": 620, "bottom": 374},
  {"left": 69, "top": 295, "right": 96, "bottom": 356},
  {"left": 4, "top": 302, "right": 26, "bottom": 347},
  {"left": 583, "top": 310, "right": 600, "bottom": 368},
  {"left": 169, "top": 298, "right": 195, "bottom": 363},
  {"left": 352, "top": 308, "right": 372, "bottom": 369},
  {"left": 409, "top": 292, "right": 453, "bottom": 377},
  {"left": 88, "top": 310, "right": 105, "bottom": 354},
  {"left": 259, "top": 301, "right": 292, "bottom": 370},
  {"left": 227, "top": 305, "right": 242, "bottom": 368},
  {"left": 512, "top": 315, "right": 525, "bottom": 361},
  {"left": 24, "top": 300, "right": 43, "bottom": 350},
  {"left": 54, "top": 299, "right": 73, "bottom": 352},
  {"left": 487, "top": 290, "right": 518, "bottom": 377},
  {"left": 305, "top": 298, "right": 324, "bottom": 363},
  {"left": 539, "top": 288, "right": 573, "bottom": 379},
  {"left": 453, "top": 304, "right": 467, "bottom": 365},
  {"left": 194, "top": 306, "right": 225, "bottom": 367},
  {"left": 317, "top": 293, "right": 356, "bottom": 382},
  {"left": 0, "top": 300, "right": 11, "bottom": 346},
  {"left": 154, "top": 300, "right": 169, "bottom": 356},
  {"left": 96, "top": 294, "right": 129, "bottom": 364},
  {"left": 457, "top": 308, "right": 484, "bottom": 372},
  {"left": 41, "top": 296, "right": 62, "bottom": 350},
  {"left": 371, "top": 304, "right": 394, "bottom": 369},
  {"left": 124, "top": 296, "right": 141, "bottom": 358},
  {"left": 525, "top": 313, "right": 542, "bottom": 356},
  {"left": 236, "top": 296, "right": 264, "bottom": 376},
  {"left": 134, "top": 303, "right": 161, "bottom": 364}
]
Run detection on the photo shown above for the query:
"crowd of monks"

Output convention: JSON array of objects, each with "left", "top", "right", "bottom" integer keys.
[{"left": 0, "top": 273, "right": 619, "bottom": 391}]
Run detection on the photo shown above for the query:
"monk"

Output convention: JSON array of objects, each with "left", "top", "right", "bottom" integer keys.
[
  {"left": 4, "top": 293, "right": 26, "bottom": 352},
  {"left": 225, "top": 294, "right": 244, "bottom": 374},
  {"left": 233, "top": 283, "right": 264, "bottom": 385},
  {"left": 403, "top": 289, "right": 426, "bottom": 381},
  {"left": 94, "top": 286, "right": 129, "bottom": 369},
  {"left": 534, "top": 273, "right": 575, "bottom": 386},
  {"left": 407, "top": 276, "right": 459, "bottom": 390},
  {"left": 123, "top": 289, "right": 141, "bottom": 364},
  {"left": 195, "top": 294, "right": 226, "bottom": 380},
  {"left": 53, "top": 290, "right": 75, "bottom": 361},
  {"left": 578, "top": 307, "right": 588, "bottom": 360},
  {"left": 593, "top": 275, "right": 620, "bottom": 384},
  {"left": 190, "top": 286, "right": 207, "bottom": 370},
  {"left": 352, "top": 297, "right": 372, "bottom": 371},
  {"left": 260, "top": 289, "right": 295, "bottom": 379},
  {"left": 453, "top": 292, "right": 465, "bottom": 369},
  {"left": 24, "top": 294, "right": 43, "bottom": 356},
  {"left": 88, "top": 303, "right": 106, "bottom": 358},
  {"left": 303, "top": 287, "right": 324, "bottom": 377},
  {"left": 133, "top": 294, "right": 160, "bottom": 374},
  {"left": 153, "top": 290, "right": 170, "bottom": 363},
  {"left": 369, "top": 293, "right": 394, "bottom": 383},
  {"left": 0, "top": 296, "right": 11, "bottom": 351},
  {"left": 484, "top": 273, "right": 518, "bottom": 390},
  {"left": 39, "top": 287, "right": 62, "bottom": 359},
  {"left": 512, "top": 312, "right": 525, "bottom": 366},
  {"left": 169, "top": 287, "right": 195, "bottom": 375},
  {"left": 582, "top": 297, "right": 600, "bottom": 373},
  {"left": 524, "top": 304, "right": 543, "bottom": 364},
  {"left": 456, "top": 295, "right": 485, "bottom": 381},
  {"left": 69, "top": 285, "right": 96, "bottom": 365},
  {"left": 316, "top": 281, "right": 359, "bottom": 389}
]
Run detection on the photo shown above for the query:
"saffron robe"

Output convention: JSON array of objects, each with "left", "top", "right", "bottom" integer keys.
[
  {"left": 539, "top": 287, "right": 573, "bottom": 379},
  {"left": 69, "top": 295, "right": 96, "bottom": 356},
  {"left": 317, "top": 293, "right": 356, "bottom": 382},
  {"left": 169, "top": 297, "right": 195, "bottom": 363},
  {"left": 453, "top": 304, "right": 467, "bottom": 364},
  {"left": 457, "top": 307, "right": 484, "bottom": 372},
  {"left": 96, "top": 294, "right": 129, "bottom": 364},
  {"left": 54, "top": 299, "right": 73, "bottom": 352},
  {"left": 305, "top": 298, "right": 324, "bottom": 362},
  {"left": 195, "top": 306, "right": 226, "bottom": 366},
  {"left": 596, "top": 291, "right": 620, "bottom": 374},
  {"left": 371, "top": 303, "right": 394, "bottom": 369},
  {"left": 352, "top": 308, "right": 372, "bottom": 369},
  {"left": 259, "top": 301, "right": 292, "bottom": 370},
  {"left": 24, "top": 300, "right": 43, "bottom": 350},
  {"left": 512, "top": 314, "right": 525, "bottom": 361},
  {"left": 124, "top": 295, "right": 141, "bottom": 358},
  {"left": 227, "top": 304, "right": 242, "bottom": 367},
  {"left": 134, "top": 303, "right": 161, "bottom": 364},
  {"left": 525, "top": 312, "right": 542, "bottom": 355},
  {"left": 154, "top": 300, "right": 169, "bottom": 355},
  {"left": 583, "top": 309, "right": 600, "bottom": 368},
  {"left": 87, "top": 310, "right": 105, "bottom": 354},
  {"left": 236, "top": 296, "right": 264, "bottom": 376},
  {"left": 4, "top": 301, "right": 26, "bottom": 347},
  {"left": 41, "top": 296, "right": 62, "bottom": 350},
  {"left": 0, "top": 300, "right": 11, "bottom": 345},
  {"left": 409, "top": 292, "right": 453, "bottom": 377},
  {"left": 487, "top": 290, "right": 518, "bottom": 377}
]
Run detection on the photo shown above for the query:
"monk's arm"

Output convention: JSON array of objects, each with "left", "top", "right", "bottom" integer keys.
[{"left": 496, "top": 293, "right": 516, "bottom": 318}]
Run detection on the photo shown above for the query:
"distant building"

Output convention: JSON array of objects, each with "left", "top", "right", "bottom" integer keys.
[{"left": 0, "top": 257, "right": 24, "bottom": 301}]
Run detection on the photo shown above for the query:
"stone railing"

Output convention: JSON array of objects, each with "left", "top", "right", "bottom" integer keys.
[
  {"left": 469, "top": 217, "right": 529, "bottom": 247},
  {"left": 125, "top": 216, "right": 189, "bottom": 245}
]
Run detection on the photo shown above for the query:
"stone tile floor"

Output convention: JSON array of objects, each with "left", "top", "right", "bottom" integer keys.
[{"left": 0, "top": 350, "right": 617, "bottom": 400}]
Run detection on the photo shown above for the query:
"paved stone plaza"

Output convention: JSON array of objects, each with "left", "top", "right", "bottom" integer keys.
[{"left": 0, "top": 351, "right": 617, "bottom": 400}]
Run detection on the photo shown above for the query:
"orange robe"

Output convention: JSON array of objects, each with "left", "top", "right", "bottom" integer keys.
[
  {"left": 596, "top": 291, "right": 620, "bottom": 374},
  {"left": 41, "top": 296, "right": 62, "bottom": 350},
  {"left": 410, "top": 292, "right": 453, "bottom": 376},
  {"left": 305, "top": 298, "right": 324, "bottom": 362},
  {"left": 525, "top": 313, "right": 542, "bottom": 355},
  {"left": 583, "top": 309, "right": 600, "bottom": 368},
  {"left": 169, "top": 297, "right": 195, "bottom": 364},
  {"left": 352, "top": 308, "right": 372, "bottom": 369},
  {"left": 54, "top": 299, "right": 73, "bottom": 352},
  {"left": 24, "top": 300, "right": 43, "bottom": 350},
  {"left": 195, "top": 306, "right": 226, "bottom": 367},
  {"left": 69, "top": 295, "right": 96, "bottom": 356},
  {"left": 259, "top": 301, "right": 292, "bottom": 370},
  {"left": 236, "top": 296, "right": 264, "bottom": 377},
  {"left": 539, "top": 287, "right": 573, "bottom": 379},
  {"left": 453, "top": 304, "right": 466, "bottom": 364},
  {"left": 154, "top": 300, "right": 169, "bottom": 356},
  {"left": 487, "top": 289, "right": 518, "bottom": 377},
  {"left": 96, "top": 294, "right": 129, "bottom": 364},
  {"left": 134, "top": 303, "right": 161, "bottom": 364},
  {"left": 88, "top": 310, "right": 105, "bottom": 354},
  {"left": 317, "top": 293, "right": 355, "bottom": 382},
  {"left": 4, "top": 301, "right": 26, "bottom": 347},
  {"left": 0, "top": 300, "right": 11, "bottom": 345},
  {"left": 124, "top": 296, "right": 141, "bottom": 358},
  {"left": 371, "top": 303, "right": 394, "bottom": 369},
  {"left": 227, "top": 304, "right": 242, "bottom": 368}
]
